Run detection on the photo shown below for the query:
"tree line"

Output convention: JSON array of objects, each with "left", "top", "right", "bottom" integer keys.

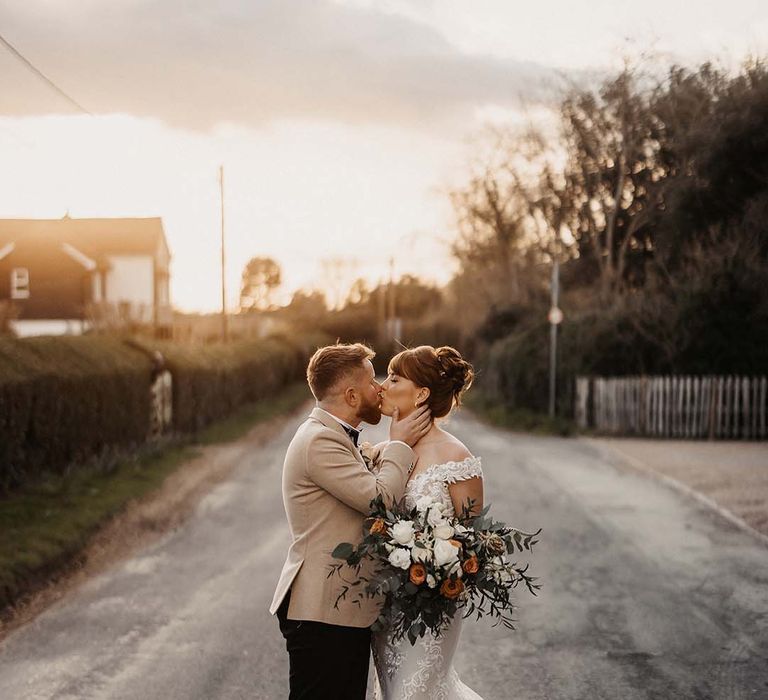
[
  {"left": 241, "top": 58, "right": 768, "bottom": 416},
  {"left": 441, "top": 58, "right": 768, "bottom": 416}
]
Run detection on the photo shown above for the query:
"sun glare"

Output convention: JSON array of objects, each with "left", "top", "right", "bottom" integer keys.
[{"left": 0, "top": 114, "right": 465, "bottom": 312}]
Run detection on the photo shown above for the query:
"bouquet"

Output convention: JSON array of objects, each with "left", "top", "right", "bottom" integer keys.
[{"left": 329, "top": 494, "right": 541, "bottom": 645}]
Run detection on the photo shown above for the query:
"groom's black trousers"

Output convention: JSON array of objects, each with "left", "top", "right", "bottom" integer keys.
[{"left": 277, "top": 590, "right": 371, "bottom": 700}]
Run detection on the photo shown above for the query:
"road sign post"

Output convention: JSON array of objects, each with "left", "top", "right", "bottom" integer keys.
[{"left": 548, "top": 260, "right": 562, "bottom": 418}]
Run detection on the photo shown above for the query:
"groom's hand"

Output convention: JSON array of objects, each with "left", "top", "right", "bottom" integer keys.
[{"left": 389, "top": 405, "right": 431, "bottom": 447}]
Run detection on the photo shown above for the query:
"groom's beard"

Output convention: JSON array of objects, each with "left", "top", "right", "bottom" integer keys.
[{"left": 357, "top": 395, "right": 382, "bottom": 425}]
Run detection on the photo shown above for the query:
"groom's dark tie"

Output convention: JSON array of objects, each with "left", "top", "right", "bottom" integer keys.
[{"left": 342, "top": 425, "right": 360, "bottom": 447}]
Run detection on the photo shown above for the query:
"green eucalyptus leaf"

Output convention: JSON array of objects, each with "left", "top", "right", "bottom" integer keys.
[{"left": 332, "top": 542, "right": 354, "bottom": 560}]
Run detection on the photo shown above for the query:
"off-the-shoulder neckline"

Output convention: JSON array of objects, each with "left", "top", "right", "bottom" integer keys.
[{"left": 409, "top": 455, "right": 481, "bottom": 480}]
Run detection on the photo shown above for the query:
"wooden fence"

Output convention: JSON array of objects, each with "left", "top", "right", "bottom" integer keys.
[{"left": 575, "top": 376, "right": 768, "bottom": 439}]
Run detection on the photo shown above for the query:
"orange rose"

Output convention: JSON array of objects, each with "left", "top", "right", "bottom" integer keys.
[
  {"left": 409, "top": 563, "right": 427, "bottom": 586},
  {"left": 448, "top": 539, "right": 462, "bottom": 549},
  {"left": 462, "top": 555, "right": 479, "bottom": 575},
  {"left": 369, "top": 518, "right": 388, "bottom": 536},
  {"left": 440, "top": 577, "right": 465, "bottom": 599}
]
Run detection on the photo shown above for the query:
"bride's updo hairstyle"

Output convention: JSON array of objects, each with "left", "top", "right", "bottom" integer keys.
[{"left": 388, "top": 345, "right": 474, "bottom": 419}]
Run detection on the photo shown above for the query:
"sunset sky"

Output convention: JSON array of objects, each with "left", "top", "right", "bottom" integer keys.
[{"left": 1, "top": 1, "right": 766, "bottom": 311}]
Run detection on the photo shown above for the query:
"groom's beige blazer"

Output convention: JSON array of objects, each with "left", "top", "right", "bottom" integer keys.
[{"left": 270, "top": 406, "right": 414, "bottom": 628}]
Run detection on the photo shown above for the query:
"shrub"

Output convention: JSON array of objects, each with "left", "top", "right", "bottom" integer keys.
[
  {"left": 0, "top": 336, "right": 152, "bottom": 492},
  {"left": 146, "top": 336, "right": 307, "bottom": 433},
  {"left": 0, "top": 334, "right": 312, "bottom": 493}
]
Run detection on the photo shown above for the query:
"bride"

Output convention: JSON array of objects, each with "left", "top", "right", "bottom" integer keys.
[{"left": 373, "top": 345, "right": 484, "bottom": 700}]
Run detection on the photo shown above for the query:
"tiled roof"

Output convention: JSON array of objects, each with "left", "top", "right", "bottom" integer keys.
[{"left": 0, "top": 216, "right": 169, "bottom": 258}]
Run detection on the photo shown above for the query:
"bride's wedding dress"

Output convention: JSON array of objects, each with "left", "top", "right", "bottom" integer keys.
[{"left": 372, "top": 456, "right": 484, "bottom": 700}]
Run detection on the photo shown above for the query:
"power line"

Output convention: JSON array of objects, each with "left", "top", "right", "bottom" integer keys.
[{"left": 0, "top": 31, "right": 92, "bottom": 116}]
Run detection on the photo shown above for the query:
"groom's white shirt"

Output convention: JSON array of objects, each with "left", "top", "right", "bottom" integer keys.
[{"left": 315, "top": 407, "right": 358, "bottom": 435}]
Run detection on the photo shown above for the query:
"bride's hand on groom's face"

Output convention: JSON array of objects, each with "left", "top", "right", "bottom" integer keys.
[{"left": 389, "top": 405, "right": 431, "bottom": 447}]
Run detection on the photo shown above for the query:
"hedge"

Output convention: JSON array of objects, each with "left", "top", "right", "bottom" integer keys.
[
  {"left": 0, "top": 334, "right": 313, "bottom": 494},
  {"left": 144, "top": 336, "right": 307, "bottom": 433},
  {"left": 0, "top": 336, "right": 153, "bottom": 493}
]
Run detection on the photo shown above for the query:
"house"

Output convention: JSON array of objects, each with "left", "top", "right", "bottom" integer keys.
[{"left": 0, "top": 215, "right": 172, "bottom": 337}]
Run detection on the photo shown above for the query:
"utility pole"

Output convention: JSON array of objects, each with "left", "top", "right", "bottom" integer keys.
[
  {"left": 377, "top": 276, "right": 386, "bottom": 346},
  {"left": 387, "top": 257, "right": 401, "bottom": 353},
  {"left": 219, "top": 165, "right": 228, "bottom": 343}
]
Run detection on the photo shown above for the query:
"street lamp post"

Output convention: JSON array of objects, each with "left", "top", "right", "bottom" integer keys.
[{"left": 548, "top": 259, "right": 563, "bottom": 418}]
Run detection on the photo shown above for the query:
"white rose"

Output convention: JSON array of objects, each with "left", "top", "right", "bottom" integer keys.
[
  {"left": 434, "top": 538, "right": 460, "bottom": 567},
  {"left": 427, "top": 504, "right": 446, "bottom": 527},
  {"left": 391, "top": 520, "right": 415, "bottom": 547},
  {"left": 433, "top": 523, "right": 454, "bottom": 540},
  {"left": 426, "top": 574, "right": 437, "bottom": 589},
  {"left": 412, "top": 543, "right": 433, "bottom": 563},
  {"left": 415, "top": 495, "right": 433, "bottom": 513},
  {"left": 388, "top": 547, "right": 412, "bottom": 570}
]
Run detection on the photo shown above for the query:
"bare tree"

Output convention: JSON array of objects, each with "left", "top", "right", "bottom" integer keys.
[
  {"left": 318, "top": 257, "right": 359, "bottom": 310},
  {"left": 560, "top": 62, "right": 661, "bottom": 297},
  {"left": 239, "top": 257, "right": 282, "bottom": 312},
  {"left": 447, "top": 126, "right": 568, "bottom": 334},
  {"left": 345, "top": 278, "right": 371, "bottom": 307}
]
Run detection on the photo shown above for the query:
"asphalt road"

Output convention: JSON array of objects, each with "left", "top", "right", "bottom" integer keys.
[{"left": 1, "top": 408, "right": 767, "bottom": 700}]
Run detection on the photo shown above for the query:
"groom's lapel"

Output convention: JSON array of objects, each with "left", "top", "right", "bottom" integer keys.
[{"left": 309, "top": 407, "right": 363, "bottom": 458}]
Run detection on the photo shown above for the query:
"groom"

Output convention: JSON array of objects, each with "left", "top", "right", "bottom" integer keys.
[{"left": 270, "top": 342, "right": 430, "bottom": 699}]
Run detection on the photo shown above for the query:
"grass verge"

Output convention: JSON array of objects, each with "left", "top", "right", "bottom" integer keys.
[
  {"left": 0, "top": 381, "right": 311, "bottom": 613},
  {"left": 465, "top": 392, "right": 576, "bottom": 437}
]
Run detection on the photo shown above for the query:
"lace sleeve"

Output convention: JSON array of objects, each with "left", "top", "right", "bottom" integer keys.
[{"left": 433, "top": 456, "right": 483, "bottom": 484}]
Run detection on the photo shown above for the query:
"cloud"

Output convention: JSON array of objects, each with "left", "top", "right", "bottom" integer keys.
[{"left": 0, "top": 0, "right": 557, "bottom": 130}]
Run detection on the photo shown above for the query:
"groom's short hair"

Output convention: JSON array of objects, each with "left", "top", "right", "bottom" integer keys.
[{"left": 307, "top": 343, "right": 375, "bottom": 400}]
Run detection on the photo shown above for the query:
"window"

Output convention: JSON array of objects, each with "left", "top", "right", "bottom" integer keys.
[{"left": 11, "top": 268, "right": 30, "bottom": 299}]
